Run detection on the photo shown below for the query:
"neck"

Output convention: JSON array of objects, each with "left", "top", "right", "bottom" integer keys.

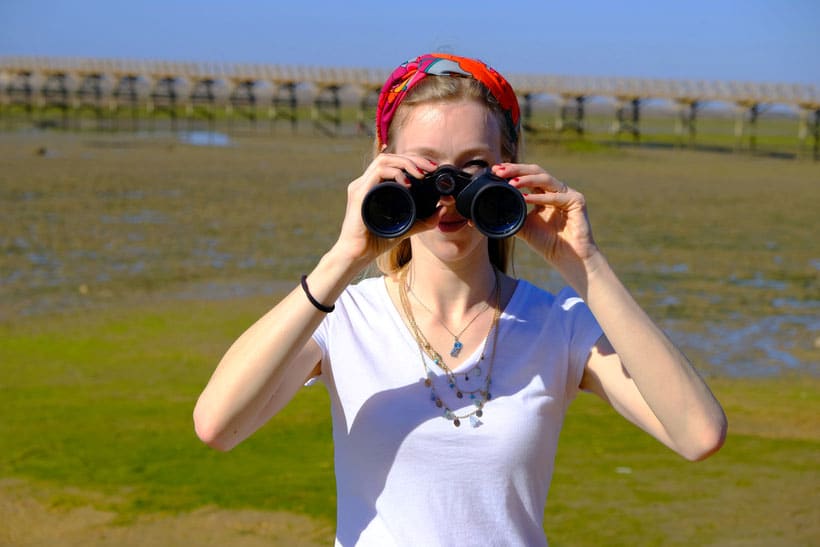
[{"left": 406, "top": 252, "right": 497, "bottom": 318}]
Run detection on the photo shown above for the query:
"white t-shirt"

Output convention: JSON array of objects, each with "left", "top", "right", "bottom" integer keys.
[{"left": 312, "top": 276, "right": 603, "bottom": 547}]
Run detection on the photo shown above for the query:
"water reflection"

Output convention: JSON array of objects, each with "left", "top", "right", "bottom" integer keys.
[
  {"left": 177, "top": 131, "right": 232, "bottom": 147},
  {"left": 666, "top": 314, "right": 819, "bottom": 377}
]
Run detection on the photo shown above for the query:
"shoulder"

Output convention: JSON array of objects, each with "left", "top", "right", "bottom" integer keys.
[
  {"left": 341, "top": 275, "right": 386, "bottom": 301},
  {"left": 312, "top": 275, "right": 389, "bottom": 348},
  {"left": 331, "top": 275, "right": 390, "bottom": 317},
  {"left": 509, "top": 279, "right": 584, "bottom": 316},
  {"left": 507, "top": 279, "right": 600, "bottom": 340}
]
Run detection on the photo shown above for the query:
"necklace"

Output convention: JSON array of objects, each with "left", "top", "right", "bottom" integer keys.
[
  {"left": 399, "top": 266, "right": 502, "bottom": 428},
  {"left": 407, "top": 273, "right": 492, "bottom": 358}
]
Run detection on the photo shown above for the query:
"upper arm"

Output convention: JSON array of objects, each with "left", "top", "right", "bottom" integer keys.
[
  {"left": 579, "top": 335, "right": 676, "bottom": 450},
  {"left": 249, "top": 338, "right": 324, "bottom": 431}
]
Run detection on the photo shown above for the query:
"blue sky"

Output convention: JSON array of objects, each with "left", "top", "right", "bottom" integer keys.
[{"left": 1, "top": 0, "right": 818, "bottom": 85}]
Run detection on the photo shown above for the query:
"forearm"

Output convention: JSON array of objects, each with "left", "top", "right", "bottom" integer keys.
[
  {"left": 194, "top": 246, "right": 366, "bottom": 450},
  {"left": 193, "top": 150, "right": 435, "bottom": 450},
  {"left": 569, "top": 252, "right": 727, "bottom": 459}
]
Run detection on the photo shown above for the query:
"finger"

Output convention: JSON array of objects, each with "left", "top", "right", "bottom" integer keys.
[
  {"left": 405, "top": 155, "right": 439, "bottom": 175},
  {"left": 509, "top": 173, "right": 568, "bottom": 194},
  {"left": 544, "top": 175, "right": 568, "bottom": 193},
  {"left": 492, "top": 162, "right": 536, "bottom": 180},
  {"left": 495, "top": 163, "right": 567, "bottom": 193},
  {"left": 492, "top": 162, "right": 544, "bottom": 177},
  {"left": 355, "top": 155, "right": 424, "bottom": 191},
  {"left": 522, "top": 187, "right": 580, "bottom": 208},
  {"left": 377, "top": 153, "right": 437, "bottom": 181}
]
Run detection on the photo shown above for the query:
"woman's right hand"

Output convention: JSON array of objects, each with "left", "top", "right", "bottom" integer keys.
[
  {"left": 194, "top": 154, "right": 436, "bottom": 452},
  {"left": 331, "top": 153, "right": 438, "bottom": 266}
]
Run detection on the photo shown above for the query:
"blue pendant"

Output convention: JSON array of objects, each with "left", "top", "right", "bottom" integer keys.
[{"left": 450, "top": 340, "right": 463, "bottom": 357}]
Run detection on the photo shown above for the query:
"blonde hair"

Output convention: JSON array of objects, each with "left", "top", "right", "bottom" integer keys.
[{"left": 373, "top": 75, "right": 520, "bottom": 277}]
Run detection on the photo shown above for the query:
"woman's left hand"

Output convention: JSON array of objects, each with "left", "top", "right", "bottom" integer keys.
[{"left": 494, "top": 163, "right": 600, "bottom": 277}]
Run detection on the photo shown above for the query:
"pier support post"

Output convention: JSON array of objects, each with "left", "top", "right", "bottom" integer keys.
[
  {"left": 612, "top": 97, "right": 641, "bottom": 142},
  {"left": 522, "top": 93, "right": 534, "bottom": 133},
  {"left": 3, "top": 70, "right": 35, "bottom": 125},
  {"left": 797, "top": 106, "right": 819, "bottom": 161},
  {"left": 674, "top": 100, "right": 699, "bottom": 147},
  {"left": 357, "top": 86, "right": 379, "bottom": 137},
  {"left": 188, "top": 78, "right": 218, "bottom": 132},
  {"left": 40, "top": 71, "right": 70, "bottom": 129},
  {"left": 74, "top": 73, "right": 105, "bottom": 130},
  {"left": 111, "top": 74, "right": 141, "bottom": 131},
  {"left": 148, "top": 76, "right": 179, "bottom": 132},
  {"left": 270, "top": 81, "right": 298, "bottom": 133},
  {"left": 313, "top": 84, "right": 341, "bottom": 136},
  {"left": 734, "top": 101, "right": 759, "bottom": 153},
  {"left": 557, "top": 94, "right": 586, "bottom": 136},
  {"left": 227, "top": 79, "right": 258, "bottom": 131},
  {"left": 814, "top": 109, "right": 819, "bottom": 161}
]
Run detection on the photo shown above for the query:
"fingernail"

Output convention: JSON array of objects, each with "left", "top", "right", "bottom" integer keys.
[{"left": 512, "top": 177, "right": 520, "bottom": 182}]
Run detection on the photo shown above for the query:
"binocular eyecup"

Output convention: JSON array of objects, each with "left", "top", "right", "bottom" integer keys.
[{"left": 361, "top": 166, "right": 526, "bottom": 239}]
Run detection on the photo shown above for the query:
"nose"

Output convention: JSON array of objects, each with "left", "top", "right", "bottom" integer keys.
[{"left": 437, "top": 194, "right": 456, "bottom": 208}]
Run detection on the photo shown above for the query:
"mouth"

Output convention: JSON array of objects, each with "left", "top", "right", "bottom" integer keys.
[{"left": 437, "top": 217, "right": 469, "bottom": 233}]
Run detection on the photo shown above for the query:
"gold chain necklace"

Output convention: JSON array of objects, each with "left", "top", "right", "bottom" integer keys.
[
  {"left": 407, "top": 272, "right": 491, "bottom": 357},
  {"left": 398, "top": 266, "right": 502, "bottom": 427}
]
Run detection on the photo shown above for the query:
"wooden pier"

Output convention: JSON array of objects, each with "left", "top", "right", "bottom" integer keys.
[{"left": 1, "top": 56, "right": 818, "bottom": 157}]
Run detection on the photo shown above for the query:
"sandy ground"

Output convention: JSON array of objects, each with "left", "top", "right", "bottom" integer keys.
[{"left": 0, "top": 479, "right": 333, "bottom": 547}]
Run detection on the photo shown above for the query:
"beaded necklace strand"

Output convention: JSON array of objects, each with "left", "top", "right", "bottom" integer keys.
[{"left": 398, "top": 266, "right": 502, "bottom": 427}]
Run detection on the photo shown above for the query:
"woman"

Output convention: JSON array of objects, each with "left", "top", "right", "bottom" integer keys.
[{"left": 194, "top": 53, "right": 727, "bottom": 546}]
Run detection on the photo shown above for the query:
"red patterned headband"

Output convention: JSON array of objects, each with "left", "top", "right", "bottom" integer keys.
[{"left": 376, "top": 53, "right": 520, "bottom": 148}]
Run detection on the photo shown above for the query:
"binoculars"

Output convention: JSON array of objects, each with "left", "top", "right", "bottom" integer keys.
[{"left": 361, "top": 165, "right": 526, "bottom": 239}]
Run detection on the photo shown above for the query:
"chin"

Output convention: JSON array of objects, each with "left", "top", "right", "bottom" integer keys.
[{"left": 420, "top": 232, "right": 487, "bottom": 264}]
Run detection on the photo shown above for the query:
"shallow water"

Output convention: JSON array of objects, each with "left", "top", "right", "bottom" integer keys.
[
  {"left": 5, "top": 229, "right": 817, "bottom": 378},
  {"left": 2, "top": 132, "right": 817, "bottom": 378},
  {"left": 666, "top": 314, "right": 819, "bottom": 377},
  {"left": 177, "top": 131, "right": 233, "bottom": 147}
]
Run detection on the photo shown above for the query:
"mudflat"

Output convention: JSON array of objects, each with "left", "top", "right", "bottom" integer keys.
[{"left": 1, "top": 130, "right": 817, "bottom": 545}]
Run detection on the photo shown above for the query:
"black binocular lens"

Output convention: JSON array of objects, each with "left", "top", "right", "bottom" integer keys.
[
  {"left": 469, "top": 184, "right": 527, "bottom": 238},
  {"left": 361, "top": 182, "right": 416, "bottom": 238},
  {"left": 361, "top": 165, "right": 526, "bottom": 239}
]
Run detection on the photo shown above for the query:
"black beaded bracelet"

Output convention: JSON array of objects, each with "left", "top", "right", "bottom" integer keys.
[{"left": 300, "top": 274, "right": 335, "bottom": 313}]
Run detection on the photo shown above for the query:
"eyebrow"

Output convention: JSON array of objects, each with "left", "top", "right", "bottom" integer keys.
[{"left": 404, "top": 146, "right": 496, "bottom": 163}]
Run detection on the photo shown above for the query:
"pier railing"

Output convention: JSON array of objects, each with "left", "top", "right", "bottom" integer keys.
[{"left": 2, "top": 56, "right": 818, "bottom": 158}]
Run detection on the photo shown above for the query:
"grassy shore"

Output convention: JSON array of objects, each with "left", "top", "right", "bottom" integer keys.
[
  {"left": 0, "top": 130, "right": 818, "bottom": 544},
  {"left": 1, "top": 297, "right": 817, "bottom": 545}
]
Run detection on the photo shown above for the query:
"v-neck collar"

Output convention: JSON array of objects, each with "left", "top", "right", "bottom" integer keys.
[{"left": 379, "top": 275, "right": 524, "bottom": 373}]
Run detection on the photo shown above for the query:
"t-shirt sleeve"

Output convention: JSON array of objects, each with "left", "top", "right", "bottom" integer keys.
[
  {"left": 311, "top": 314, "right": 330, "bottom": 359},
  {"left": 307, "top": 280, "right": 371, "bottom": 385},
  {"left": 555, "top": 287, "right": 604, "bottom": 399},
  {"left": 308, "top": 313, "right": 331, "bottom": 384}
]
